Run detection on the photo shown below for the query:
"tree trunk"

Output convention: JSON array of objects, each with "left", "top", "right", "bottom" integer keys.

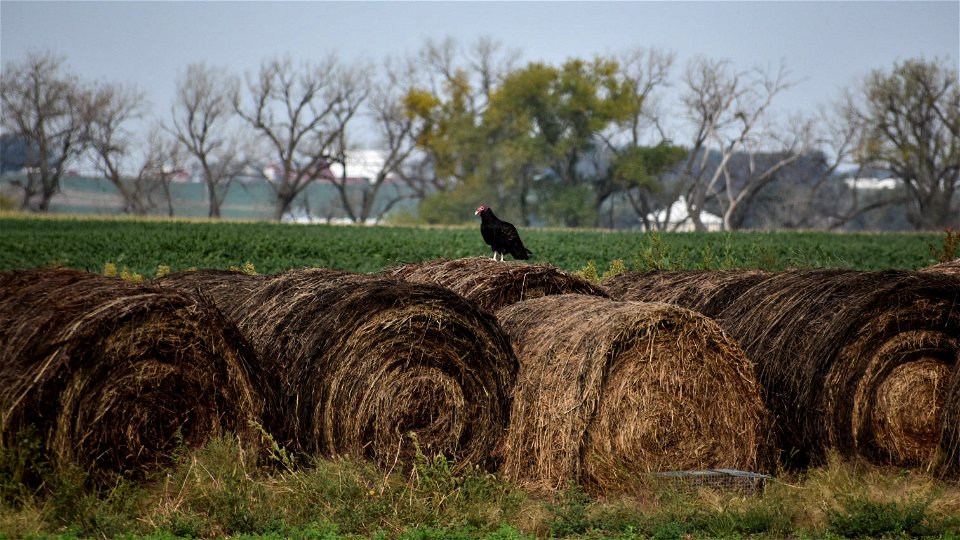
[
  {"left": 207, "top": 182, "right": 221, "bottom": 219},
  {"left": 273, "top": 194, "right": 293, "bottom": 222}
]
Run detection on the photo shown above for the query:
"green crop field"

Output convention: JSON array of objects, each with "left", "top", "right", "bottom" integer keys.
[{"left": 0, "top": 214, "right": 949, "bottom": 276}]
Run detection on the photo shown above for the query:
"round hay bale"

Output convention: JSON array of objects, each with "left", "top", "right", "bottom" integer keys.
[
  {"left": 494, "top": 294, "right": 773, "bottom": 495},
  {"left": 922, "top": 259, "right": 960, "bottom": 276},
  {"left": 715, "top": 269, "right": 960, "bottom": 472},
  {"left": 601, "top": 270, "right": 773, "bottom": 317},
  {"left": 0, "top": 267, "right": 265, "bottom": 480},
  {"left": 384, "top": 257, "right": 609, "bottom": 311},
  {"left": 871, "top": 358, "right": 952, "bottom": 465},
  {"left": 157, "top": 268, "right": 518, "bottom": 472},
  {"left": 938, "top": 367, "right": 960, "bottom": 475}
]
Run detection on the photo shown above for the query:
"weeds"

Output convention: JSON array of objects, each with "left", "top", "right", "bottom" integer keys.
[
  {"left": 229, "top": 261, "right": 259, "bottom": 275},
  {"left": 2, "top": 434, "right": 959, "bottom": 538},
  {"left": 0, "top": 425, "right": 46, "bottom": 507},
  {"left": 545, "top": 484, "right": 593, "bottom": 536},
  {"left": 573, "top": 261, "right": 599, "bottom": 282},
  {"left": 827, "top": 495, "right": 934, "bottom": 537},
  {"left": 102, "top": 261, "right": 145, "bottom": 282},
  {"left": 634, "top": 230, "right": 692, "bottom": 270},
  {"left": 929, "top": 227, "right": 960, "bottom": 263}
]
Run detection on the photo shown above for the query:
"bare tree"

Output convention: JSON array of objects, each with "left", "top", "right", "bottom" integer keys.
[
  {"left": 0, "top": 51, "right": 85, "bottom": 211},
  {"left": 140, "top": 124, "right": 186, "bottom": 217},
  {"left": 718, "top": 117, "right": 811, "bottom": 230},
  {"left": 677, "top": 57, "right": 804, "bottom": 230},
  {"left": 419, "top": 37, "right": 466, "bottom": 103},
  {"left": 330, "top": 59, "right": 420, "bottom": 223},
  {"left": 233, "top": 55, "right": 368, "bottom": 221},
  {"left": 793, "top": 104, "right": 859, "bottom": 229},
  {"left": 782, "top": 102, "right": 908, "bottom": 230},
  {"left": 83, "top": 81, "right": 157, "bottom": 215},
  {"left": 170, "top": 63, "right": 246, "bottom": 218},
  {"left": 845, "top": 57, "right": 959, "bottom": 229},
  {"left": 466, "top": 36, "right": 521, "bottom": 107},
  {"left": 609, "top": 46, "right": 676, "bottom": 145}
]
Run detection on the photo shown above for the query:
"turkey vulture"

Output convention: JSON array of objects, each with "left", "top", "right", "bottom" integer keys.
[{"left": 474, "top": 205, "right": 532, "bottom": 261}]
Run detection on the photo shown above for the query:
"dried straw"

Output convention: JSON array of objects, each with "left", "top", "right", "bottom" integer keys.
[
  {"left": 495, "top": 294, "right": 773, "bottom": 495},
  {"left": 604, "top": 269, "right": 960, "bottom": 473},
  {"left": 714, "top": 270, "right": 960, "bottom": 472},
  {"left": 601, "top": 269, "right": 772, "bottom": 316},
  {"left": 385, "top": 257, "right": 609, "bottom": 311},
  {"left": 922, "top": 259, "right": 960, "bottom": 276},
  {"left": 939, "top": 367, "right": 960, "bottom": 475},
  {"left": 0, "top": 267, "right": 265, "bottom": 479},
  {"left": 157, "top": 268, "right": 518, "bottom": 471}
]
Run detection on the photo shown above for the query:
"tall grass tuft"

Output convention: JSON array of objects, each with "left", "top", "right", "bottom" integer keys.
[{"left": 929, "top": 227, "right": 960, "bottom": 263}]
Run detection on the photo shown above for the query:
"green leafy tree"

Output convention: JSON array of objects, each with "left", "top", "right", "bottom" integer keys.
[
  {"left": 403, "top": 70, "right": 498, "bottom": 224},
  {"left": 483, "top": 58, "right": 635, "bottom": 226},
  {"left": 405, "top": 70, "right": 484, "bottom": 189},
  {"left": 406, "top": 48, "right": 679, "bottom": 228},
  {"left": 611, "top": 142, "right": 688, "bottom": 230}
]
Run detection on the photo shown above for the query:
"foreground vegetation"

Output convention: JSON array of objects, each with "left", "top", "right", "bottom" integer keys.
[
  {"left": 0, "top": 214, "right": 951, "bottom": 277},
  {"left": 2, "top": 435, "right": 959, "bottom": 539},
  {"left": 3, "top": 216, "right": 959, "bottom": 538}
]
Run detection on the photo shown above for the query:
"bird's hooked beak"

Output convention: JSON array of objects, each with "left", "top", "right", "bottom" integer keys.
[{"left": 474, "top": 205, "right": 486, "bottom": 216}]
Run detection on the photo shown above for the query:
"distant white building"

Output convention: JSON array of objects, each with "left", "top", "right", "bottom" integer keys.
[
  {"left": 280, "top": 208, "right": 377, "bottom": 225},
  {"left": 648, "top": 196, "right": 723, "bottom": 232},
  {"left": 262, "top": 149, "right": 396, "bottom": 185},
  {"left": 843, "top": 176, "right": 901, "bottom": 190},
  {"left": 328, "top": 149, "right": 394, "bottom": 183}
]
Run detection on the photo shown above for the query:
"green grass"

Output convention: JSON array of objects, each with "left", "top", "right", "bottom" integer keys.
[
  {"left": 2, "top": 436, "right": 959, "bottom": 539},
  {"left": 0, "top": 214, "right": 949, "bottom": 277}
]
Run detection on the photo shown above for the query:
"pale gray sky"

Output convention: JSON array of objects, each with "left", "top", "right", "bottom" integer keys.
[{"left": 2, "top": 1, "right": 958, "bottom": 146}]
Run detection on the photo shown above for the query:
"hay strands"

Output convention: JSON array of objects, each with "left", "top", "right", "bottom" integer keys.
[
  {"left": 385, "top": 256, "right": 609, "bottom": 312},
  {"left": 495, "top": 293, "right": 774, "bottom": 495},
  {"left": 157, "top": 267, "right": 519, "bottom": 472},
  {"left": 604, "top": 268, "right": 960, "bottom": 475},
  {"left": 0, "top": 267, "right": 266, "bottom": 480}
]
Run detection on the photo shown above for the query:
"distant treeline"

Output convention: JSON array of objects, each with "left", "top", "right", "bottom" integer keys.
[{"left": 1, "top": 45, "right": 956, "bottom": 231}]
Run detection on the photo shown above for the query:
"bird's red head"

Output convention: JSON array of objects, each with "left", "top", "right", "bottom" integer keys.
[{"left": 474, "top": 204, "right": 488, "bottom": 216}]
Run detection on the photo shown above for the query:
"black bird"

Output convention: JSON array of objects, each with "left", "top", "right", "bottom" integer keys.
[{"left": 474, "top": 205, "right": 532, "bottom": 261}]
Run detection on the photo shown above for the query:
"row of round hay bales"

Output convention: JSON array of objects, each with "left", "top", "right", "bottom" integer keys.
[
  {"left": 0, "top": 267, "right": 266, "bottom": 481},
  {"left": 384, "top": 258, "right": 775, "bottom": 495},
  {"left": 156, "top": 268, "right": 518, "bottom": 472},
  {"left": 603, "top": 268, "right": 960, "bottom": 475}
]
